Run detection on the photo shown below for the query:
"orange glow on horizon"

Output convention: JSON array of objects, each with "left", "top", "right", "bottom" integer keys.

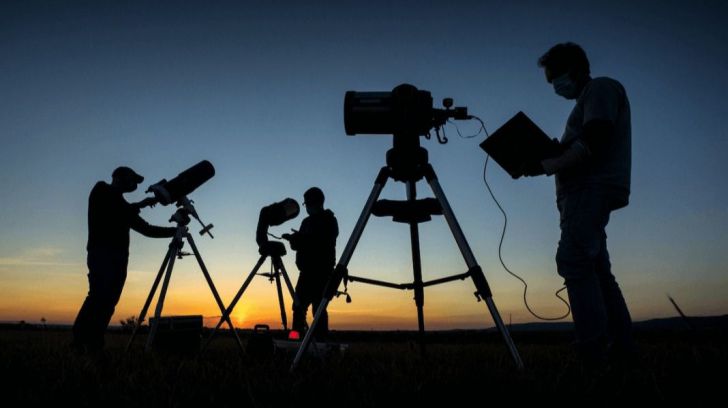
[{"left": 2, "top": 263, "right": 727, "bottom": 329}]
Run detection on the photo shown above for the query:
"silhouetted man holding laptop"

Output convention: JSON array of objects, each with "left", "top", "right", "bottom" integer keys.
[{"left": 524, "top": 42, "right": 637, "bottom": 369}]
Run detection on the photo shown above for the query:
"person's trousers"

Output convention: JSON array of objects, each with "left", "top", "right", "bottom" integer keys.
[
  {"left": 292, "top": 272, "right": 329, "bottom": 338},
  {"left": 72, "top": 250, "right": 128, "bottom": 351},
  {"left": 556, "top": 187, "right": 634, "bottom": 364}
]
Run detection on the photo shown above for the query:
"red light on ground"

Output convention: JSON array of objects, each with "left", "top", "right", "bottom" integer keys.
[{"left": 288, "top": 330, "right": 300, "bottom": 340}]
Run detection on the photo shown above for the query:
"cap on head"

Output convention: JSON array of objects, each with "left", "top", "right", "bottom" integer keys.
[
  {"left": 303, "top": 187, "right": 324, "bottom": 207},
  {"left": 112, "top": 166, "right": 144, "bottom": 184}
]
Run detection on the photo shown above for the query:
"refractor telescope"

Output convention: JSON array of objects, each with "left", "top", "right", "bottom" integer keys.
[
  {"left": 147, "top": 160, "right": 216, "bottom": 238},
  {"left": 147, "top": 160, "right": 215, "bottom": 206}
]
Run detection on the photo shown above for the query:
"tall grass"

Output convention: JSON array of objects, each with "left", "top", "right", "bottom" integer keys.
[{"left": 0, "top": 329, "right": 724, "bottom": 406}]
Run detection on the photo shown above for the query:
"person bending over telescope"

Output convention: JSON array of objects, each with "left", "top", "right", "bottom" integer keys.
[
  {"left": 282, "top": 187, "right": 338, "bottom": 339},
  {"left": 71, "top": 166, "right": 176, "bottom": 353}
]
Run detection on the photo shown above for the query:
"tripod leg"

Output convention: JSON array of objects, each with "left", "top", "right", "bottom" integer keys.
[
  {"left": 273, "top": 259, "right": 288, "bottom": 331},
  {"left": 126, "top": 244, "right": 174, "bottom": 352},
  {"left": 424, "top": 165, "right": 524, "bottom": 369},
  {"left": 277, "top": 257, "right": 304, "bottom": 333},
  {"left": 406, "top": 180, "right": 426, "bottom": 351},
  {"left": 291, "top": 167, "right": 390, "bottom": 372},
  {"left": 185, "top": 234, "right": 245, "bottom": 353},
  {"left": 277, "top": 257, "right": 299, "bottom": 308},
  {"left": 201, "top": 255, "right": 267, "bottom": 353},
  {"left": 145, "top": 239, "right": 179, "bottom": 352}
]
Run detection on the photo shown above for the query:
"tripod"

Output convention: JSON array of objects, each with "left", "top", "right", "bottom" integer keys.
[
  {"left": 291, "top": 135, "right": 524, "bottom": 371},
  {"left": 201, "top": 241, "right": 299, "bottom": 352},
  {"left": 125, "top": 207, "right": 245, "bottom": 353}
]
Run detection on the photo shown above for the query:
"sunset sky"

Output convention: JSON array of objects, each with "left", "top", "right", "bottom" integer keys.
[{"left": 1, "top": 0, "right": 726, "bottom": 330}]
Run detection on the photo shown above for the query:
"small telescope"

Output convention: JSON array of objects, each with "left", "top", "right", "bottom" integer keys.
[
  {"left": 256, "top": 198, "right": 300, "bottom": 256},
  {"left": 147, "top": 160, "right": 216, "bottom": 238}
]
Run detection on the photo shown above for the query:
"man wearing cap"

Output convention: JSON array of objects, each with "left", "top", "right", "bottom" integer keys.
[
  {"left": 283, "top": 187, "right": 338, "bottom": 339},
  {"left": 71, "top": 166, "right": 177, "bottom": 353}
]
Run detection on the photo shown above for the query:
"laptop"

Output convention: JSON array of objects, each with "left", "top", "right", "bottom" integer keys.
[{"left": 479, "top": 111, "right": 561, "bottom": 179}]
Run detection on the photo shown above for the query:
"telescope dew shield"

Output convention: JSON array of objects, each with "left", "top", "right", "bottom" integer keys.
[
  {"left": 344, "top": 91, "right": 394, "bottom": 135},
  {"left": 148, "top": 160, "right": 216, "bottom": 205},
  {"left": 266, "top": 198, "right": 300, "bottom": 226}
]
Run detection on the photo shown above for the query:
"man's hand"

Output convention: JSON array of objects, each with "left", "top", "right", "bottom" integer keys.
[
  {"left": 134, "top": 197, "right": 159, "bottom": 209},
  {"left": 519, "top": 160, "right": 546, "bottom": 177},
  {"left": 281, "top": 229, "right": 298, "bottom": 241}
]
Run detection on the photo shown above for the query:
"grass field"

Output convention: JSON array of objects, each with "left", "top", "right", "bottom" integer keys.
[{"left": 1, "top": 328, "right": 725, "bottom": 406}]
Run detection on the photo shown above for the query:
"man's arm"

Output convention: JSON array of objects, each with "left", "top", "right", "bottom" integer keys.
[
  {"left": 131, "top": 197, "right": 158, "bottom": 210},
  {"left": 283, "top": 217, "right": 337, "bottom": 251},
  {"left": 522, "top": 121, "right": 610, "bottom": 177},
  {"left": 538, "top": 78, "right": 622, "bottom": 176},
  {"left": 130, "top": 214, "right": 177, "bottom": 238},
  {"left": 283, "top": 229, "right": 301, "bottom": 251},
  {"left": 540, "top": 119, "right": 614, "bottom": 175}
]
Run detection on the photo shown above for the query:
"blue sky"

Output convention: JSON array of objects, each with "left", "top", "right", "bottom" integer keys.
[{"left": 1, "top": 0, "right": 726, "bottom": 328}]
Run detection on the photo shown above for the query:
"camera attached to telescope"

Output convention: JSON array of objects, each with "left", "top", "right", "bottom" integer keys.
[{"left": 344, "top": 84, "right": 469, "bottom": 182}]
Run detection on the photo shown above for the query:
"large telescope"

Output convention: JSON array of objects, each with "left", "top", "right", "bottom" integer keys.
[
  {"left": 146, "top": 160, "right": 215, "bottom": 206},
  {"left": 146, "top": 160, "right": 216, "bottom": 238},
  {"left": 344, "top": 83, "right": 469, "bottom": 137}
]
